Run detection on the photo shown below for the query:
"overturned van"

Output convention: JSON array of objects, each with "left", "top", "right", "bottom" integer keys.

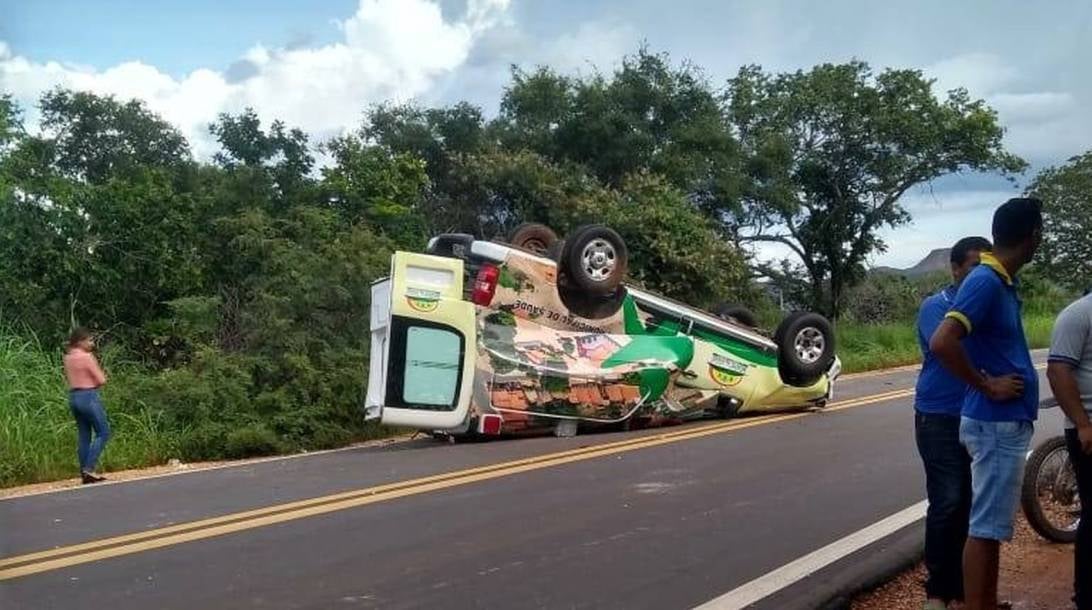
[{"left": 365, "top": 224, "right": 840, "bottom": 438}]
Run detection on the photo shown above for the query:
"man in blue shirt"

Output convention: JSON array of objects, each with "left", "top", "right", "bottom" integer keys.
[
  {"left": 915, "top": 236, "right": 992, "bottom": 610},
  {"left": 930, "top": 197, "right": 1043, "bottom": 610}
]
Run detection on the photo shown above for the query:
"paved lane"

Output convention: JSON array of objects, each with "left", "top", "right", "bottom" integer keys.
[{"left": 1, "top": 352, "right": 1060, "bottom": 609}]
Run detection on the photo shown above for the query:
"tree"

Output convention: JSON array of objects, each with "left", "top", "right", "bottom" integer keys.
[
  {"left": 441, "top": 150, "right": 593, "bottom": 238},
  {"left": 0, "top": 92, "right": 204, "bottom": 338},
  {"left": 0, "top": 95, "right": 21, "bottom": 150},
  {"left": 320, "top": 135, "right": 429, "bottom": 247},
  {"left": 364, "top": 102, "right": 488, "bottom": 180},
  {"left": 209, "top": 108, "right": 315, "bottom": 205},
  {"left": 725, "top": 62, "right": 1025, "bottom": 318},
  {"left": 1028, "top": 151, "right": 1092, "bottom": 292},
  {"left": 361, "top": 102, "right": 491, "bottom": 233},
  {"left": 38, "top": 89, "right": 191, "bottom": 183},
  {"left": 496, "top": 48, "right": 740, "bottom": 210}
]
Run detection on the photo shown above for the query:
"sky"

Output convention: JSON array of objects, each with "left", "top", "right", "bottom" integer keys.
[{"left": 3, "top": 0, "right": 1091, "bottom": 268}]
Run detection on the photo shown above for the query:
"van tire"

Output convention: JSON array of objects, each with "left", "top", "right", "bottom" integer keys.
[
  {"left": 508, "top": 223, "right": 558, "bottom": 255},
  {"left": 558, "top": 286, "right": 627, "bottom": 320},
  {"left": 427, "top": 233, "right": 474, "bottom": 259},
  {"left": 774, "top": 312, "right": 835, "bottom": 387},
  {"left": 715, "top": 303, "right": 759, "bottom": 328},
  {"left": 562, "top": 224, "right": 628, "bottom": 296}
]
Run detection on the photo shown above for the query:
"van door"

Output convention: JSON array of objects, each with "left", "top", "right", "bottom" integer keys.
[{"left": 368, "top": 252, "right": 477, "bottom": 430}]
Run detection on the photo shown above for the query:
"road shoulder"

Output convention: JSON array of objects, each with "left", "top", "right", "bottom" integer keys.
[{"left": 851, "top": 517, "right": 1073, "bottom": 610}]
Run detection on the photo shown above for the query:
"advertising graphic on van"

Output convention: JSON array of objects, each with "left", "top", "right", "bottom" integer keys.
[{"left": 365, "top": 224, "right": 840, "bottom": 438}]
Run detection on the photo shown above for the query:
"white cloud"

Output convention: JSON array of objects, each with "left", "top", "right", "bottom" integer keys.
[
  {"left": 989, "top": 92, "right": 1076, "bottom": 122},
  {"left": 926, "top": 53, "right": 1017, "bottom": 97},
  {"left": 0, "top": 0, "right": 512, "bottom": 158},
  {"left": 419, "top": 16, "right": 640, "bottom": 114},
  {"left": 924, "top": 52, "right": 1092, "bottom": 166},
  {"left": 538, "top": 21, "right": 640, "bottom": 76}
]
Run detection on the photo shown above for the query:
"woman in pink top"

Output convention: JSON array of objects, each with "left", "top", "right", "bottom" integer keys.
[{"left": 63, "top": 328, "right": 111, "bottom": 484}]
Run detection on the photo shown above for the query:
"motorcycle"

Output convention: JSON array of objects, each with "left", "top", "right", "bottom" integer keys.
[{"left": 1021, "top": 398, "right": 1081, "bottom": 543}]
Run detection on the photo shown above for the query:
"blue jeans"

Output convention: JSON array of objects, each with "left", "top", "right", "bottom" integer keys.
[
  {"left": 69, "top": 389, "right": 111, "bottom": 472},
  {"left": 960, "top": 417, "right": 1034, "bottom": 541},
  {"left": 915, "top": 412, "right": 972, "bottom": 602}
]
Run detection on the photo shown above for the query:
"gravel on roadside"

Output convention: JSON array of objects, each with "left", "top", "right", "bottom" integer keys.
[{"left": 852, "top": 516, "right": 1075, "bottom": 610}]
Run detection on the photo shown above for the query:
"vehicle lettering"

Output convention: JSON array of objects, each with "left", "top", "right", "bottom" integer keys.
[
  {"left": 406, "top": 287, "right": 441, "bottom": 301},
  {"left": 511, "top": 299, "right": 606, "bottom": 334},
  {"left": 710, "top": 353, "right": 748, "bottom": 375}
]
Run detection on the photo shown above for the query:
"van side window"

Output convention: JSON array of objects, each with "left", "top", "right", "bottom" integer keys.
[{"left": 403, "top": 327, "right": 461, "bottom": 406}]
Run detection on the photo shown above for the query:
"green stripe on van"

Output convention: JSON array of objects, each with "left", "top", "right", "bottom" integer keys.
[{"left": 623, "top": 294, "right": 778, "bottom": 368}]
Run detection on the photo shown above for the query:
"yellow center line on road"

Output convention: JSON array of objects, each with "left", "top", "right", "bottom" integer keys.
[{"left": 0, "top": 384, "right": 933, "bottom": 581}]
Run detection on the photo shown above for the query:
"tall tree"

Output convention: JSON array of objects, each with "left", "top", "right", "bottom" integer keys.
[
  {"left": 0, "top": 92, "right": 203, "bottom": 337},
  {"left": 496, "top": 48, "right": 740, "bottom": 211},
  {"left": 361, "top": 102, "right": 490, "bottom": 233},
  {"left": 320, "top": 134, "right": 429, "bottom": 247},
  {"left": 0, "top": 94, "right": 20, "bottom": 149},
  {"left": 209, "top": 108, "right": 315, "bottom": 205},
  {"left": 1027, "top": 151, "right": 1092, "bottom": 292},
  {"left": 725, "top": 61, "right": 1025, "bottom": 318},
  {"left": 38, "top": 89, "right": 190, "bottom": 183}
]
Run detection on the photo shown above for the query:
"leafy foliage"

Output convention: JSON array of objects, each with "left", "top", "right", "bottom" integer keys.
[
  {"left": 726, "top": 62, "right": 1024, "bottom": 318},
  {"left": 497, "top": 48, "right": 740, "bottom": 208},
  {"left": 1028, "top": 151, "right": 1092, "bottom": 292}
]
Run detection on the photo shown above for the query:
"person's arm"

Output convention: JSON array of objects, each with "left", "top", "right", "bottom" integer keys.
[
  {"left": 1046, "top": 306, "right": 1092, "bottom": 453},
  {"left": 87, "top": 353, "right": 107, "bottom": 388},
  {"left": 929, "top": 319, "right": 1023, "bottom": 401},
  {"left": 928, "top": 272, "right": 1023, "bottom": 402}
]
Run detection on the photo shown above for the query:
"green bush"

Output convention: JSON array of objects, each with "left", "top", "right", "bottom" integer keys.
[{"left": 224, "top": 423, "right": 283, "bottom": 459}]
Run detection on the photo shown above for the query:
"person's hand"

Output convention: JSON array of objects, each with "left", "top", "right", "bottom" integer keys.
[
  {"left": 1078, "top": 422, "right": 1092, "bottom": 455},
  {"left": 981, "top": 373, "right": 1024, "bottom": 402}
]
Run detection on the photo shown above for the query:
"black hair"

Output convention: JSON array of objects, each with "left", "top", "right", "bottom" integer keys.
[
  {"left": 67, "top": 327, "right": 92, "bottom": 349},
  {"left": 950, "top": 236, "right": 992, "bottom": 266},
  {"left": 992, "top": 197, "right": 1043, "bottom": 248}
]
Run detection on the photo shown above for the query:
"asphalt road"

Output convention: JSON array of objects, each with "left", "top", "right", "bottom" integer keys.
[{"left": 0, "top": 352, "right": 1063, "bottom": 610}]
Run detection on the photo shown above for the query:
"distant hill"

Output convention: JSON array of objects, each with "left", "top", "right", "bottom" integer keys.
[{"left": 873, "top": 248, "right": 950, "bottom": 278}]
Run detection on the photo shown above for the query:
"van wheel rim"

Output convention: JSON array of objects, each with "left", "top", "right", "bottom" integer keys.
[
  {"left": 581, "top": 239, "right": 617, "bottom": 282},
  {"left": 794, "top": 327, "right": 825, "bottom": 364}
]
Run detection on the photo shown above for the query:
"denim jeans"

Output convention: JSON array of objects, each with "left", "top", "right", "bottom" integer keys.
[
  {"left": 69, "top": 389, "right": 111, "bottom": 472},
  {"left": 1066, "top": 428, "right": 1092, "bottom": 610},
  {"left": 916, "top": 411, "right": 972, "bottom": 602},
  {"left": 960, "top": 417, "right": 1034, "bottom": 541}
]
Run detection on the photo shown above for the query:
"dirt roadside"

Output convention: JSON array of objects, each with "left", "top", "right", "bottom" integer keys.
[{"left": 852, "top": 516, "right": 1075, "bottom": 610}]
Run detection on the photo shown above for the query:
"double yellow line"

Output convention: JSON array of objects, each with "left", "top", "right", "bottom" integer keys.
[{"left": 0, "top": 387, "right": 914, "bottom": 581}]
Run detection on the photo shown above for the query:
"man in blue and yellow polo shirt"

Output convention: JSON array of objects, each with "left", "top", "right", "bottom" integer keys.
[
  {"left": 914, "top": 235, "right": 992, "bottom": 610},
  {"left": 929, "top": 197, "right": 1043, "bottom": 610}
]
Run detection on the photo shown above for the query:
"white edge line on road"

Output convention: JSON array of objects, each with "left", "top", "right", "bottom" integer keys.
[{"left": 693, "top": 500, "right": 928, "bottom": 610}]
